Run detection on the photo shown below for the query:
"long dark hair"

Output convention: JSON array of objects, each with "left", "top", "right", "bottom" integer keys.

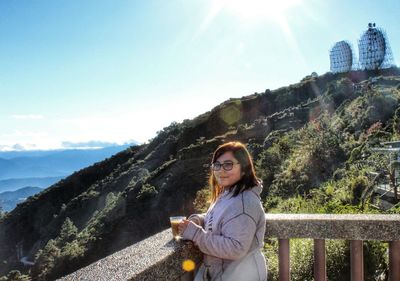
[{"left": 209, "top": 141, "right": 259, "bottom": 202}]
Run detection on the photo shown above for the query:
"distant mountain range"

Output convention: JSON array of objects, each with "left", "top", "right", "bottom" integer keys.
[
  {"left": 0, "top": 186, "right": 43, "bottom": 211},
  {"left": 0, "top": 177, "right": 63, "bottom": 193},
  {"left": 0, "top": 144, "right": 136, "bottom": 192}
]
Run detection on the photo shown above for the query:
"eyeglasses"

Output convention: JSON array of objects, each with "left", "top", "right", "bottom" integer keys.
[{"left": 211, "top": 161, "right": 240, "bottom": 171}]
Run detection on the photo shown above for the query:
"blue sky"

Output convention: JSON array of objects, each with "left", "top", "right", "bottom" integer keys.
[{"left": 0, "top": 0, "right": 399, "bottom": 150}]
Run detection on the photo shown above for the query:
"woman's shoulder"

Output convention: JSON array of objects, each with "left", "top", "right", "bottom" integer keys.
[
  {"left": 242, "top": 184, "right": 263, "bottom": 202},
  {"left": 225, "top": 186, "right": 263, "bottom": 212},
  {"left": 221, "top": 191, "right": 264, "bottom": 224}
]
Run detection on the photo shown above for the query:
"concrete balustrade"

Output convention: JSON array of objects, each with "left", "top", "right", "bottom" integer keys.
[
  {"left": 59, "top": 214, "right": 400, "bottom": 281},
  {"left": 265, "top": 214, "right": 400, "bottom": 281},
  {"left": 59, "top": 229, "right": 202, "bottom": 281}
]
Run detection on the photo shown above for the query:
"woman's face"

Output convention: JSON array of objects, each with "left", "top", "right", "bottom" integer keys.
[{"left": 213, "top": 151, "right": 242, "bottom": 188}]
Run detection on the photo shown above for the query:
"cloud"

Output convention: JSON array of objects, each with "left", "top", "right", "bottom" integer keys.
[
  {"left": 11, "top": 114, "right": 44, "bottom": 120},
  {"left": 0, "top": 143, "right": 39, "bottom": 152},
  {"left": 61, "top": 140, "right": 128, "bottom": 149},
  {"left": 0, "top": 140, "right": 139, "bottom": 152}
]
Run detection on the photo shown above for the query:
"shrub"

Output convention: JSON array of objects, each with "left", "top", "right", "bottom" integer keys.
[
  {"left": 193, "top": 188, "right": 211, "bottom": 213},
  {"left": 136, "top": 184, "right": 158, "bottom": 200},
  {"left": 33, "top": 239, "right": 61, "bottom": 280},
  {"left": 4, "top": 270, "right": 31, "bottom": 281},
  {"left": 290, "top": 239, "right": 314, "bottom": 281},
  {"left": 270, "top": 115, "right": 345, "bottom": 197},
  {"left": 264, "top": 238, "right": 386, "bottom": 281},
  {"left": 265, "top": 239, "right": 348, "bottom": 281},
  {"left": 350, "top": 176, "right": 368, "bottom": 205},
  {"left": 326, "top": 240, "right": 350, "bottom": 281}
]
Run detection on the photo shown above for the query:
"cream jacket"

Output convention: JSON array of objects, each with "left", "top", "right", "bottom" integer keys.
[{"left": 182, "top": 184, "right": 267, "bottom": 281}]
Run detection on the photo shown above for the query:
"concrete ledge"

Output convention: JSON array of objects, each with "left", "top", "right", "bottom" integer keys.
[
  {"left": 265, "top": 214, "right": 400, "bottom": 240},
  {"left": 58, "top": 229, "right": 202, "bottom": 281},
  {"left": 59, "top": 214, "right": 400, "bottom": 280}
]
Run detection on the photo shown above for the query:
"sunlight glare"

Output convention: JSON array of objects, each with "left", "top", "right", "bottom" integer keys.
[
  {"left": 217, "top": 0, "right": 309, "bottom": 70},
  {"left": 222, "top": 0, "right": 302, "bottom": 21}
]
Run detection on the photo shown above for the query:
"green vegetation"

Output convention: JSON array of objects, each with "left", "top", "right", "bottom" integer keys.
[
  {"left": 0, "top": 270, "right": 31, "bottom": 281},
  {"left": 0, "top": 204, "right": 5, "bottom": 221},
  {"left": 1, "top": 69, "right": 400, "bottom": 280},
  {"left": 195, "top": 73, "right": 400, "bottom": 280},
  {"left": 252, "top": 76, "right": 400, "bottom": 280},
  {"left": 32, "top": 218, "right": 85, "bottom": 280}
]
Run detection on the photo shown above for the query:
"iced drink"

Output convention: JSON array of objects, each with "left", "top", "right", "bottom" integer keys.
[{"left": 170, "top": 216, "right": 186, "bottom": 239}]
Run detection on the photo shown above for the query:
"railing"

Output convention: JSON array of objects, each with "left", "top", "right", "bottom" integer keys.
[
  {"left": 59, "top": 214, "right": 400, "bottom": 281},
  {"left": 265, "top": 214, "right": 400, "bottom": 281},
  {"left": 59, "top": 229, "right": 203, "bottom": 281}
]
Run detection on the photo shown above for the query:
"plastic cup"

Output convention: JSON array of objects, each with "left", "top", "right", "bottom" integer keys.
[{"left": 170, "top": 216, "right": 186, "bottom": 239}]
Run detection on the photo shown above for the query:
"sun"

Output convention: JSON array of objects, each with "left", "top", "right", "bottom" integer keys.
[
  {"left": 197, "top": 0, "right": 306, "bottom": 63},
  {"left": 216, "top": 0, "right": 302, "bottom": 22},
  {"left": 199, "top": 0, "right": 303, "bottom": 39}
]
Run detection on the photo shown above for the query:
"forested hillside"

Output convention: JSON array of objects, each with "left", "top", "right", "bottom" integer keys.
[{"left": 1, "top": 68, "right": 400, "bottom": 280}]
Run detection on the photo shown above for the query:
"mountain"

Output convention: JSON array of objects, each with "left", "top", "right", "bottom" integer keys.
[
  {"left": 0, "top": 186, "right": 43, "bottom": 212},
  {"left": 0, "top": 141, "right": 139, "bottom": 158},
  {"left": 0, "top": 144, "right": 134, "bottom": 184},
  {"left": 0, "top": 177, "right": 63, "bottom": 193},
  {"left": 1, "top": 68, "right": 400, "bottom": 280}
]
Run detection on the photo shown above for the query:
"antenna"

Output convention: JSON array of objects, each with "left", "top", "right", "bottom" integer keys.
[
  {"left": 358, "top": 23, "right": 394, "bottom": 70},
  {"left": 329, "top": 41, "right": 354, "bottom": 73}
]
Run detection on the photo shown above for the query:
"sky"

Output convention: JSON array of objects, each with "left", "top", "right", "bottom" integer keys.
[{"left": 0, "top": 0, "right": 399, "bottom": 151}]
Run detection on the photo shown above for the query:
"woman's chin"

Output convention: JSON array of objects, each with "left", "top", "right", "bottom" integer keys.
[
  {"left": 217, "top": 181, "right": 227, "bottom": 187},
  {"left": 218, "top": 182, "right": 231, "bottom": 188}
]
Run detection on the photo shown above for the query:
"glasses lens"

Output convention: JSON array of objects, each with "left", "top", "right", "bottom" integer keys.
[
  {"left": 223, "top": 162, "right": 234, "bottom": 171},
  {"left": 212, "top": 163, "right": 221, "bottom": 171}
]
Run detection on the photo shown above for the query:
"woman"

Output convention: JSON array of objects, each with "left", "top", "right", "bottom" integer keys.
[{"left": 179, "top": 141, "right": 267, "bottom": 281}]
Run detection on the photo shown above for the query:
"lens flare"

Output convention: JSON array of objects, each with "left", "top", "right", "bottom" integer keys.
[
  {"left": 182, "top": 259, "right": 196, "bottom": 272},
  {"left": 220, "top": 104, "right": 242, "bottom": 125}
]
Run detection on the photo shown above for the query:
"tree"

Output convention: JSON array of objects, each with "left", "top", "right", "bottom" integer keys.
[
  {"left": 32, "top": 239, "right": 61, "bottom": 280},
  {"left": 0, "top": 203, "right": 4, "bottom": 220},
  {"left": 393, "top": 107, "right": 400, "bottom": 137},
  {"left": 6, "top": 270, "right": 31, "bottom": 281},
  {"left": 32, "top": 218, "right": 84, "bottom": 280},
  {"left": 58, "top": 218, "right": 78, "bottom": 245}
]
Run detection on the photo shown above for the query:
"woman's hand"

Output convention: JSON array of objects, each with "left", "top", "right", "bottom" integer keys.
[{"left": 178, "top": 219, "right": 190, "bottom": 235}]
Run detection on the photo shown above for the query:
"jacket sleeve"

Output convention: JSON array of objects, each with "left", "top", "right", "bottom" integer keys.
[
  {"left": 188, "top": 213, "right": 205, "bottom": 227},
  {"left": 182, "top": 213, "right": 256, "bottom": 260}
]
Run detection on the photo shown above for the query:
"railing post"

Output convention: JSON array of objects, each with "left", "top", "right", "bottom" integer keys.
[
  {"left": 279, "top": 239, "right": 290, "bottom": 281},
  {"left": 350, "top": 240, "right": 363, "bottom": 281},
  {"left": 389, "top": 240, "right": 400, "bottom": 281},
  {"left": 314, "top": 239, "right": 326, "bottom": 281}
]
